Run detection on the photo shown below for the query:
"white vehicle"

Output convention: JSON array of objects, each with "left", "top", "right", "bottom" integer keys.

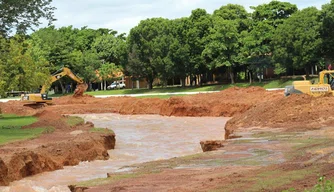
[{"left": 107, "top": 82, "right": 126, "bottom": 90}]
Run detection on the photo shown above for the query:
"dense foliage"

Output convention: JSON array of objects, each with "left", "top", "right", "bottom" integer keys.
[{"left": 2, "top": 0, "right": 334, "bottom": 95}]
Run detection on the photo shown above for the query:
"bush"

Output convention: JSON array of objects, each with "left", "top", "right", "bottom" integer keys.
[{"left": 306, "top": 177, "right": 334, "bottom": 192}]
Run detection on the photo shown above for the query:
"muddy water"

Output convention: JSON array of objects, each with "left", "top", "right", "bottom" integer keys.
[{"left": 1, "top": 114, "right": 228, "bottom": 192}]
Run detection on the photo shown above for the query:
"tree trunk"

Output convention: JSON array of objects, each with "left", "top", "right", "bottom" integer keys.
[
  {"left": 249, "top": 71, "right": 253, "bottom": 84},
  {"left": 100, "top": 81, "right": 103, "bottom": 91},
  {"left": 104, "top": 80, "right": 107, "bottom": 90},
  {"left": 181, "top": 78, "right": 186, "bottom": 88},
  {"left": 305, "top": 67, "right": 310, "bottom": 79},
  {"left": 229, "top": 66, "right": 235, "bottom": 84},
  {"left": 147, "top": 78, "right": 153, "bottom": 89},
  {"left": 58, "top": 79, "right": 65, "bottom": 94},
  {"left": 88, "top": 81, "right": 92, "bottom": 91}
]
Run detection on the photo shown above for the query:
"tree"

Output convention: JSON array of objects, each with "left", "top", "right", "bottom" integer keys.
[
  {"left": 321, "top": 0, "right": 334, "bottom": 61},
  {"left": 0, "top": 0, "right": 56, "bottom": 35},
  {"left": 243, "top": 1, "right": 298, "bottom": 79},
  {"left": 203, "top": 19, "right": 241, "bottom": 84},
  {"left": 272, "top": 7, "right": 322, "bottom": 77},
  {"left": 0, "top": 35, "right": 50, "bottom": 96},
  {"left": 127, "top": 18, "right": 170, "bottom": 89},
  {"left": 187, "top": 9, "right": 212, "bottom": 85},
  {"left": 203, "top": 4, "right": 248, "bottom": 84},
  {"left": 169, "top": 18, "right": 191, "bottom": 87},
  {"left": 98, "top": 62, "right": 123, "bottom": 90},
  {"left": 251, "top": 1, "right": 298, "bottom": 25},
  {"left": 93, "top": 33, "right": 127, "bottom": 67}
]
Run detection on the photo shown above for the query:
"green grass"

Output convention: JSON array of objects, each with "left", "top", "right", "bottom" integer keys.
[
  {"left": 248, "top": 169, "right": 315, "bottom": 192},
  {"left": 137, "top": 94, "right": 188, "bottom": 99},
  {"left": 0, "top": 114, "right": 37, "bottom": 127},
  {"left": 76, "top": 173, "right": 141, "bottom": 187},
  {"left": 90, "top": 128, "right": 115, "bottom": 135},
  {"left": 0, "top": 114, "right": 53, "bottom": 145},
  {"left": 66, "top": 116, "right": 85, "bottom": 126},
  {"left": 85, "top": 85, "right": 223, "bottom": 96},
  {"left": 0, "top": 127, "right": 51, "bottom": 145}
]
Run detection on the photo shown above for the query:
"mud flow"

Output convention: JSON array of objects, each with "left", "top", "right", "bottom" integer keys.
[{"left": 1, "top": 114, "right": 228, "bottom": 192}]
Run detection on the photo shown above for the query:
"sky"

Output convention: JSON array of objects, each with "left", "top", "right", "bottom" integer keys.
[{"left": 44, "top": 0, "right": 330, "bottom": 34}]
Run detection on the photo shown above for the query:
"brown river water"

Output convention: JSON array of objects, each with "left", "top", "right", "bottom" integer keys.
[{"left": 0, "top": 114, "right": 228, "bottom": 192}]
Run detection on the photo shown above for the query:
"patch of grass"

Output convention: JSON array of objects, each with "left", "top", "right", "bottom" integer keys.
[
  {"left": 0, "top": 126, "right": 53, "bottom": 145},
  {"left": 0, "top": 114, "right": 55, "bottom": 145},
  {"left": 137, "top": 94, "right": 188, "bottom": 99},
  {"left": 66, "top": 116, "right": 85, "bottom": 126},
  {"left": 43, "top": 126, "right": 55, "bottom": 134},
  {"left": 90, "top": 128, "right": 115, "bottom": 135},
  {"left": 248, "top": 168, "right": 316, "bottom": 192},
  {"left": 305, "top": 177, "right": 334, "bottom": 192},
  {"left": 0, "top": 114, "right": 37, "bottom": 127},
  {"left": 77, "top": 173, "right": 141, "bottom": 187},
  {"left": 85, "top": 85, "right": 223, "bottom": 96}
]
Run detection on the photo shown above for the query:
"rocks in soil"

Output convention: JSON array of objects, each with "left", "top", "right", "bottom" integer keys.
[{"left": 200, "top": 140, "right": 225, "bottom": 152}]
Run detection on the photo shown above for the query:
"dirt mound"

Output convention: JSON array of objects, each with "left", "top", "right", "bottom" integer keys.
[
  {"left": 53, "top": 94, "right": 99, "bottom": 105},
  {"left": 0, "top": 101, "right": 37, "bottom": 116},
  {"left": 39, "top": 86, "right": 283, "bottom": 117},
  {"left": 0, "top": 133, "right": 115, "bottom": 186},
  {"left": 117, "top": 97, "right": 164, "bottom": 115},
  {"left": 159, "top": 87, "right": 282, "bottom": 117},
  {"left": 73, "top": 83, "right": 88, "bottom": 97},
  {"left": 225, "top": 93, "right": 334, "bottom": 138}
]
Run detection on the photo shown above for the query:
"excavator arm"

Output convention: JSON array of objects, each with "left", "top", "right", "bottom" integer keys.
[
  {"left": 40, "top": 67, "right": 85, "bottom": 94},
  {"left": 21, "top": 67, "right": 87, "bottom": 105}
]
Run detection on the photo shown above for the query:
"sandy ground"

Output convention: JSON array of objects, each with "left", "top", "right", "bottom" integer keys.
[{"left": 1, "top": 87, "right": 334, "bottom": 191}]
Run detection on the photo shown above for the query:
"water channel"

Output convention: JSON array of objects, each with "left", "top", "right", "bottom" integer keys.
[{"left": 1, "top": 114, "right": 228, "bottom": 192}]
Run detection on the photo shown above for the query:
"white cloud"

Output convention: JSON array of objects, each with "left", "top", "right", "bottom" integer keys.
[{"left": 41, "top": 0, "right": 330, "bottom": 34}]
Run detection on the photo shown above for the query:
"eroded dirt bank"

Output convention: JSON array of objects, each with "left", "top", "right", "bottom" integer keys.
[
  {"left": 0, "top": 109, "right": 115, "bottom": 186},
  {"left": 225, "top": 93, "right": 334, "bottom": 139},
  {"left": 0, "top": 87, "right": 283, "bottom": 118}
]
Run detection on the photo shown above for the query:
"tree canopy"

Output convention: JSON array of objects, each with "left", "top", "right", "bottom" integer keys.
[
  {"left": 2, "top": 0, "right": 334, "bottom": 94},
  {"left": 0, "top": 0, "right": 55, "bottom": 35}
]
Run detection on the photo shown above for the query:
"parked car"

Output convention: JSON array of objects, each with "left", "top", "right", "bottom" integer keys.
[{"left": 107, "top": 82, "right": 126, "bottom": 90}]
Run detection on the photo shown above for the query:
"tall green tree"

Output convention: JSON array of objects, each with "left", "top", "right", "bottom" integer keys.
[
  {"left": 169, "top": 18, "right": 191, "bottom": 87},
  {"left": 272, "top": 7, "right": 322, "bottom": 77},
  {"left": 187, "top": 9, "right": 212, "bottom": 85},
  {"left": 203, "top": 19, "right": 241, "bottom": 84},
  {"left": 203, "top": 4, "right": 248, "bottom": 84},
  {"left": 0, "top": 0, "right": 56, "bottom": 35},
  {"left": 0, "top": 36, "right": 49, "bottom": 96},
  {"left": 244, "top": 1, "right": 298, "bottom": 78},
  {"left": 127, "top": 18, "right": 170, "bottom": 89},
  {"left": 93, "top": 33, "right": 127, "bottom": 67},
  {"left": 321, "top": 0, "right": 334, "bottom": 61}
]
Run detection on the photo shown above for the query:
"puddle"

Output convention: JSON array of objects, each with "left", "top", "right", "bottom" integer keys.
[{"left": 1, "top": 114, "right": 228, "bottom": 192}]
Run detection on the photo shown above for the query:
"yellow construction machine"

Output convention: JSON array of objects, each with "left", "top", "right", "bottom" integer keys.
[
  {"left": 21, "top": 67, "right": 88, "bottom": 105},
  {"left": 284, "top": 70, "right": 334, "bottom": 97}
]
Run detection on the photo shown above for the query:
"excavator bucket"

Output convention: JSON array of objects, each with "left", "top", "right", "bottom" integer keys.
[{"left": 73, "top": 83, "right": 88, "bottom": 97}]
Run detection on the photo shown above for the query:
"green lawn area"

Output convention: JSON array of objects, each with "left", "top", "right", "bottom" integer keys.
[
  {"left": 66, "top": 116, "right": 85, "bottom": 126},
  {"left": 0, "top": 114, "right": 51, "bottom": 145}
]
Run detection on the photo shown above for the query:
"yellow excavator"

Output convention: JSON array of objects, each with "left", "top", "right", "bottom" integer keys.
[
  {"left": 21, "top": 67, "right": 88, "bottom": 105},
  {"left": 284, "top": 70, "right": 334, "bottom": 97}
]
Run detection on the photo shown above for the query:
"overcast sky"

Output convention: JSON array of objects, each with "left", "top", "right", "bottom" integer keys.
[{"left": 45, "top": 0, "right": 330, "bottom": 34}]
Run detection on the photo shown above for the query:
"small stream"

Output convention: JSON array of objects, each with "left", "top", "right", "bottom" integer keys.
[{"left": 0, "top": 114, "right": 228, "bottom": 192}]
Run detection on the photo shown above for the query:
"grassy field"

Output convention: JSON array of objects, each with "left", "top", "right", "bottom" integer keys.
[{"left": 0, "top": 114, "right": 51, "bottom": 145}]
